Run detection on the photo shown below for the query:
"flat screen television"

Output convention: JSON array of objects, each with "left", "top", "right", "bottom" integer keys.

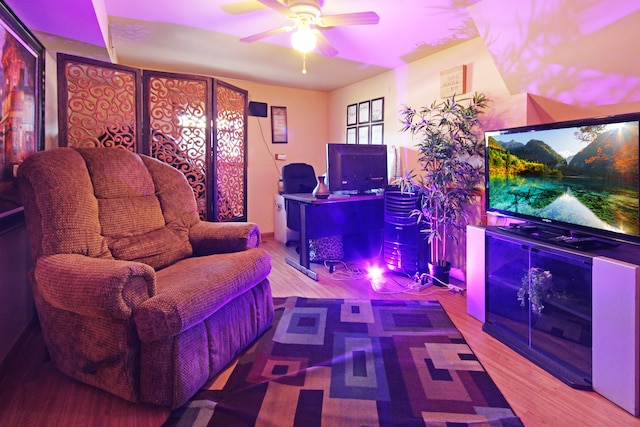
[
  {"left": 326, "top": 143, "right": 388, "bottom": 194},
  {"left": 485, "top": 112, "right": 640, "bottom": 245}
]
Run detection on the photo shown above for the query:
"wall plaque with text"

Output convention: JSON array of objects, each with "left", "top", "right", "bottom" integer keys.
[{"left": 440, "top": 65, "right": 467, "bottom": 98}]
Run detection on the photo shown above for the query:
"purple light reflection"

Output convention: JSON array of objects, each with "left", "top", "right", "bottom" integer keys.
[{"left": 470, "top": 0, "right": 640, "bottom": 107}]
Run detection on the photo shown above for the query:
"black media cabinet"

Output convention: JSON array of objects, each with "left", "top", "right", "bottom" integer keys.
[
  {"left": 466, "top": 225, "right": 640, "bottom": 416},
  {"left": 484, "top": 229, "right": 593, "bottom": 389}
]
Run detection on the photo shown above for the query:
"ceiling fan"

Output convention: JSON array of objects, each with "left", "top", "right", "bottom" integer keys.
[{"left": 236, "top": 0, "right": 380, "bottom": 57}]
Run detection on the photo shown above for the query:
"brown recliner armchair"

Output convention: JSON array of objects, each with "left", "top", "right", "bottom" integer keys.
[{"left": 17, "top": 147, "right": 274, "bottom": 409}]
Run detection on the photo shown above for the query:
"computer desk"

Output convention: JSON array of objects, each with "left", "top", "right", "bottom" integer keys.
[{"left": 282, "top": 192, "right": 384, "bottom": 280}]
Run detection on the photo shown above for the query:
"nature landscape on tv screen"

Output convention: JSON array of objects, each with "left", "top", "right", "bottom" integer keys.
[{"left": 487, "top": 121, "right": 640, "bottom": 237}]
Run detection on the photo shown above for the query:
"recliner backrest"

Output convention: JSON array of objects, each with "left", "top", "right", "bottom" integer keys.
[{"left": 18, "top": 147, "right": 200, "bottom": 270}]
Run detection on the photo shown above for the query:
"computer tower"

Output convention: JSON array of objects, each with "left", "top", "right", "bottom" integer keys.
[{"left": 383, "top": 187, "right": 430, "bottom": 275}]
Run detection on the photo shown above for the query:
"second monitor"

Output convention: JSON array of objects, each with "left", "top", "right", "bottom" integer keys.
[{"left": 326, "top": 143, "right": 388, "bottom": 195}]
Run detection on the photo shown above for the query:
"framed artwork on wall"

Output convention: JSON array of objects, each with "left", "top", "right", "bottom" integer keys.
[
  {"left": 271, "top": 106, "right": 288, "bottom": 143},
  {"left": 371, "top": 97, "right": 384, "bottom": 122},
  {"left": 358, "top": 101, "right": 370, "bottom": 124},
  {"left": 358, "top": 125, "right": 370, "bottom": 144},
  {"left": 347, "top": 103, "right": 357, "bottom": 126},
  {"left": 371, "top": 123, "right": 384, "bottom": 145},
  {"left": 0, "top": 2, "right": 45, "bottom": 230},
  {"left": 346, "top": 127, "right": 357, "bottom": 144}
]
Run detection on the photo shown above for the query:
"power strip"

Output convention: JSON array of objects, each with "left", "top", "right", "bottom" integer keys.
[
  {"left": 410, "top": 281, "right": 433, "bottom": 292},
  {"left": 412, "top": 273, "right": 465, "bottom": 294},
  {"left": 447, "top": 284, "right": 466, "bottom": 294}
]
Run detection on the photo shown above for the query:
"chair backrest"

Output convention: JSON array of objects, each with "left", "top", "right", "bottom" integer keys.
[
  {"left": 18, "top": 147, "right": 200, "bottom": 270},
  {"left": 282, "top": 163, "right": 316, "bottom": 194}
]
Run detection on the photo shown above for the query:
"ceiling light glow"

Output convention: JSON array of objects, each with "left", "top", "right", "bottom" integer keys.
[{"left": 291, "top": 25, "right": 317, "bottom": 53}]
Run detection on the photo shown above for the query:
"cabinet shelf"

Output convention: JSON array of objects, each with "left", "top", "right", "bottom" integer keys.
[{"left": 543, "top": 296, "right": 590, "bottom": 321}]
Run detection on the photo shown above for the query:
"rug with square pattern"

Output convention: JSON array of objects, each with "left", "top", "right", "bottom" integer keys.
[{"left": 164, "top": 297, "right": 523, "bottom": 426}]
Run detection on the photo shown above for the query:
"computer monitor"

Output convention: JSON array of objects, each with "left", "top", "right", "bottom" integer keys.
[{"left": 326, "top": 143, "right": 388, "bottom": 194}]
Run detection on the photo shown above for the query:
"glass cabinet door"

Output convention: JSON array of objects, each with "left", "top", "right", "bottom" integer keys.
[
  {"left": 485, "top": 231, "right": 593, "bottom": 388},
  {"left": 486, "top": 235, "right": 531, "bottom": 345},
  {"left": 528, "top": 247, "right": 592, "bottom": 379}
]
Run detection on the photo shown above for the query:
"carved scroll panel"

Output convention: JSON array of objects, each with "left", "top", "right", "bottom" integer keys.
[
  {"left": 214, "top": 81, "right": 247, "bottom": 222},
  {"left": 145, "top": 74, "right": 210, "bottom": 219},
  {"left": 59, "top": 56, "right": 138, "bottom": 151}
]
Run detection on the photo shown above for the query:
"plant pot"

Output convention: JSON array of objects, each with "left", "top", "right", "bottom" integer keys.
[{"left": 429, "top": 261, "right": 451, "bottom": 286}]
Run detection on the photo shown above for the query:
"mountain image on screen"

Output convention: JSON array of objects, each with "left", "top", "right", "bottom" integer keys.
[
  {"left": 506, "top": 139, "right": 565, "bottom": 167},
  {"left": 486, "top": 117, "right": 640, "bottom": 240},
  {"left": 491, "top": 126, "right": 638, "bottom": 177},
  {"left": 570, "top": 126, "right": 638, "bottom": 176}
]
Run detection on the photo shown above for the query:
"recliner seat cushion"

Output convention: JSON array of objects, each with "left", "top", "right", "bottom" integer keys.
[{"left": 134, "top": 247, "right": 271, "bottom": 342}]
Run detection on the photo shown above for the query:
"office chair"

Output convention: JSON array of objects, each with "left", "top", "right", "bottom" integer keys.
[
  {"left": 281, "top": 163, "right": 317, "bottom": 246},
  {"left": 282, "top": 163, "right": 317, "bottom": 194}
]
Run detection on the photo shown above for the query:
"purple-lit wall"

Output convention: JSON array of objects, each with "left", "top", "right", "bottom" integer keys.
[{"left": 328, "top": 2, "right": 640, "bottom": 277}]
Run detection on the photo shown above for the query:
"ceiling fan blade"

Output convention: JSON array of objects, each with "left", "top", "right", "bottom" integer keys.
[
  {"left": 240, "top": 25, "right": 293, "bottom": 43},
  {"left": 319, "top": 11, "right": 380, "bottom": 27},
  {"left": 315, "top": 31, "right": 339, "bottom": 57},
  {"left": 255, "top": 0, "right": 292, "bottom": 17},
  {"left": 220, "top": 1, "right": 267, "bottom": 15}
]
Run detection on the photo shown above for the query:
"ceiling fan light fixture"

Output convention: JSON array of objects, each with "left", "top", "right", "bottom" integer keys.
[{"left": 291, "top": 23, "right": 317, "bottom": 53}]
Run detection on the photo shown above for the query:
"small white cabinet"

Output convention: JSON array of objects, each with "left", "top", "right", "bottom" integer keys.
[
  {"left": 274, "top": 194, "right": 298, "bottom": 245},
  {"left": 466, "top": 225, "right": 486, "bottom": 322},
  {"left": 592, "top": 256, "right": 640, "bottom": 415}
]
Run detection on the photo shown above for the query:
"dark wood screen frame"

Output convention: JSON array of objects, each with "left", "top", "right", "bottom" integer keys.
[
  {"left": 212, "top": 80, "right": 248, "bottom": 222},
  {"left": 57, "top": 54, "right": 248, "bottom": 222}
]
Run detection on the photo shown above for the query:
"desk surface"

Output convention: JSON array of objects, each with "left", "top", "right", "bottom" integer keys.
[
  {"left": 282, "top": 192, "right": 383, "bottom": 204},
  {"left": 282, "top": 192, "right": 384, "bottom": 280}
]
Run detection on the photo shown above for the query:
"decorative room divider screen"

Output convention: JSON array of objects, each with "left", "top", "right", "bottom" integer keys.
[
  {"left": 57, "top": 54, "right": 248, "bottom": 222},
  {"left": 143, "top": 71, "right": 211, "bottom": 220}
]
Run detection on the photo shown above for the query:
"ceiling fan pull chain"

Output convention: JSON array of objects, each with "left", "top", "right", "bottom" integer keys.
[{"left": 302, "top": 53, "right": 307, "bottom": 74}]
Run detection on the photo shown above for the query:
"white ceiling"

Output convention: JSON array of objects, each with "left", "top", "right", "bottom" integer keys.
[
  {"left": 5, "top": 0, "right": 640, "bottom": 106},
  {"left": 5, "top": 0, "right": 482, "bottom": 91}
]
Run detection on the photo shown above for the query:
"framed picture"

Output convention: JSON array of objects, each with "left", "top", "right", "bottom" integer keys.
[
  {"left": 346, "top": 127, "right": 357, "bottom": 144},
  {"left": 347, "top": 103, "right": 357, "bottom": 126},
  {"left": 371, "top": 97, "right": 384, "bottom": 122},
  {"left": 358, "top": 125, "right": 370, "bottom": 144},
  {"left": 371, "top": 123, "right": 384, "bottom": 145},
  {"left": 358, "top": 101, "right": 370, "bottom": 124},
  {"left": 271, "top": 106, "right": 288, "bottom": 143},
  {"left": 0, "top": 3, "right": 45, "bottom": 229}
]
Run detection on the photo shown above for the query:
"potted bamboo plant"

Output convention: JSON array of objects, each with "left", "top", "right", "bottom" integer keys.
[{"left": 399, "top": 92, "right": 488, "bottom": 285}]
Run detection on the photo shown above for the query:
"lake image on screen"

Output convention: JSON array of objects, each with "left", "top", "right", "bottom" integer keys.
[{"left": 487, "top": 121, "right": 640, "bottom": 237}]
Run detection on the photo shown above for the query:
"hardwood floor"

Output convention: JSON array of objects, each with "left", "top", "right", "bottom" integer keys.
[{"left": 0, "top": 235, "right": 638, "bottom": 426}]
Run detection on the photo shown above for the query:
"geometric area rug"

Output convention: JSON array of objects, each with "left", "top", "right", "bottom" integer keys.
[{"left": 163, "top": 296, "right": 523, "bottom": 427}]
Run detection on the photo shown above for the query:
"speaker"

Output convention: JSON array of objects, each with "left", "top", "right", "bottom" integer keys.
[{"left": 248, "top": 101, "right": 268, "bottom": 117}]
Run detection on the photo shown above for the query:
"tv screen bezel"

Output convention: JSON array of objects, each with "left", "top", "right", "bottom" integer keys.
[
  {"left": 326, "top": 143, "right": 388, "bottom": 194},
  {"left": 484, "top": 112, "right": 640, "bottom": 245}
]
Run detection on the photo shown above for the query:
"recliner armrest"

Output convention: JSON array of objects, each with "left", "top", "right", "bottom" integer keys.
[
  {"left": 189, "top": 221, "right": 261, "bottom": 255},
  {"left": 34, "top": 254, "right": 156, "bottom": 320}
]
